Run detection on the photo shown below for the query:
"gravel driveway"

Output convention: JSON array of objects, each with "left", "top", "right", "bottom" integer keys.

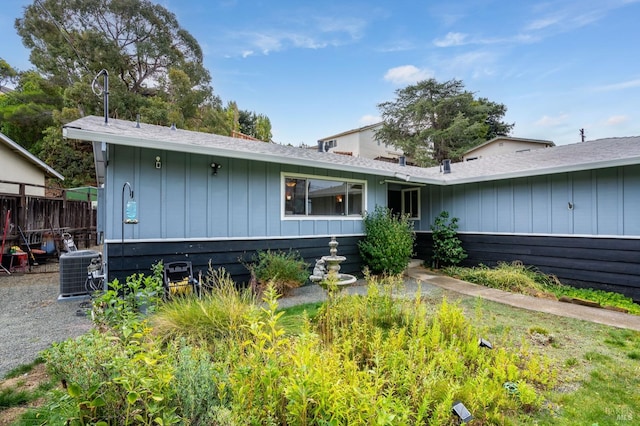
[{"left": 0, "top": 271, "right": 93, "bottom": 378}]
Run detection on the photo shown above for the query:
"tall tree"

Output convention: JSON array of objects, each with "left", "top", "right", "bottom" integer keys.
[
  {"left": 376, "top": 78, "right": 513, "bottom": 166},
  {"left": 0, "top": 70, "right": 63, "bottom": 151},
  {"left": 0, "top": 58, "right": 18, "bottom": 92},
  {"left": 15, "top": 0, "right": 212, "bottom": 120}
]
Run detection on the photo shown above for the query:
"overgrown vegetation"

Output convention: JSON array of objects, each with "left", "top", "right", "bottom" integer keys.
[
  {"left": 244, "top": 249, "right": 309, "bottom": 296},
  {"left": 358, "top": 205, "right": 416, "bottom": 275},
  {"left": 445, "top": 261, "right": 640, "bottom": 315},
  {"left": 20, "top": 271, "right": 560, "bottom": 424},
  {"left": 430, "top": 210, "right": 467, "bottom": 268},
  {"left": 5, "top": 261, "right": 640, "bottom": 424}
]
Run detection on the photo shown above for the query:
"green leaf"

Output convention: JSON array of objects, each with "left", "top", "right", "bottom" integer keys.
[
  {"left": 127, "top": 391, "right": 139, "bottom": 405},
  {"left": 67, "top": 382, "right": 82, "bottom": 398}
]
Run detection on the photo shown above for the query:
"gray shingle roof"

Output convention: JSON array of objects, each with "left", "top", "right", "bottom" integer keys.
[{"left": 63, "top": 116, "right": 640, "bottom": 186}]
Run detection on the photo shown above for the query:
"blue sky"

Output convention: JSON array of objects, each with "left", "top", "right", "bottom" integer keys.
[{"left": 1, "top": 0, "right": 639, "bottom": 147}]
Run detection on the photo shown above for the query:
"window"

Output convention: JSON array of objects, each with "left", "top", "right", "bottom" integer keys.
[
  {"left": 322, "top": 140, "right": 337, "bottom": 151},
  {"left": 401, "top": 188, "right": 420, "bottom": 219},
  {"left": 283, "top": 174, "right": 365, "bottom": 218}
]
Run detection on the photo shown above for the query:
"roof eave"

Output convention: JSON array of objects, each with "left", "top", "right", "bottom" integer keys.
[
  {"left": 439, "top": 156, "right": 640, "bottom": 185},
  {"left": 64, "top": 125, "right": 437, "bottom": 184}
]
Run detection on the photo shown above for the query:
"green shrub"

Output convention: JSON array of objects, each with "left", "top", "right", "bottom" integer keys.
[
  {"left": 44, "top": 325, "right": 179, "bottom": 425},
  {"left": 91, "top": 262, "right": 164, "bottom": 331},
  {"left": 430, "top": 210, "right": 467, "bottom": 268},
  {"left": 245, "top": 250, "right": 309, "bottom": 295},
  {"left": 168, "top": 343, "right": 233, "bottom": 424},
  {"left": 358, "top": 205, "right": 415, "bottom": 275}
]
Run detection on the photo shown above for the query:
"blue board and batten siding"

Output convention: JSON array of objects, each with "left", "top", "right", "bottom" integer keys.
[
  {"left": 421, "top": 166, "right": 640, "bottom": 235},
  {"left": 104, "top": 145, "right": 386, "bottom": 282},
  {"left": 416, "top": 165, "right": 640, "bottom": 300},
  {"left": 104, "top": 142, "right": 640, "bottom": 300}
]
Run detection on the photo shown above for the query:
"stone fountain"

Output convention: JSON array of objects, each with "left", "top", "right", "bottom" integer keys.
[{"left": 309, "top": 236, "right": 357, "bottom": 289}]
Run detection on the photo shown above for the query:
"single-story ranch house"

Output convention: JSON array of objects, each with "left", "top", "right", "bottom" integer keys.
[{"left": 63, "top": 116, "right": 640, "bottom": 301}]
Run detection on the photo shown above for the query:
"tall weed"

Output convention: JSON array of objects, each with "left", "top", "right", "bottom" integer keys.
[{"left": 151, "top": 266, "right": 257, "bottom": 350}]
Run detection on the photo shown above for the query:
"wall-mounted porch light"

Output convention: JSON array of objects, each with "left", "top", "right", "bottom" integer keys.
[
  {"left": 155, "top": 156, "right": 162, "bottom": 169},
  {"left": 211, "top": 162, "right": 222, "bottom": 175}
]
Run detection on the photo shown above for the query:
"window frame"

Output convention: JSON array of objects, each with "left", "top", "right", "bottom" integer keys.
[
  {"left": 281, "top": 172, "right": 366, "bottom": 220},
  {"left": 401, "top": 187, "right": 421, "bottom": 220}
]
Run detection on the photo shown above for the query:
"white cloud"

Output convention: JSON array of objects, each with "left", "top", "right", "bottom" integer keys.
[
  {"left": 359, "top": 114, "right": 381, "bottom": 125},
  {"left": 433, "top": 32, "right": 467, "bottom": 47},
  {"left": 525, "top": 15, "right": 564, "bottom": 31},
  {"left": 592, "top": 78, "right": 640, "bottom": 92},
  {"left": 241, "top": 50, "right": 254, "bottom": 58},
  {"left": 535, "top": 114, "right": 570, "bottom": 127},
  {"left": 605, "top": 115, "right": 629, "bottom": 126},
  {"left": 441, "top": 50, "right": 497, "bottom": 78},
  {"left": 384, "top": 65, "right": 434, "bottom": 85},
  {"left": 223, "top": 14, "right": 366, "bottom": 57}
]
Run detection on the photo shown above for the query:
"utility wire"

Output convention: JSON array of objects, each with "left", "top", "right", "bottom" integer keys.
[{"left": 33, "top": 0, "right": 91, "bottom": 74}]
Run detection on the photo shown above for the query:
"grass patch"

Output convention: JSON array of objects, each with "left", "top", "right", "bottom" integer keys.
[
  {"left": 445, "top": 261, "right": 640, "bottom": 315},
  {"left": 278, "top": 301, "right": 323, "bottom": 334},
  {"left": 453, "top": 296, "right": 640, "bottom": 425}
]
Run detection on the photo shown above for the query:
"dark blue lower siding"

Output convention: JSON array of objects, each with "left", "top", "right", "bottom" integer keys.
[
  {"left": 106, "top": 235, "right": 364, "bottom": 286},
  {"left": 416, "top": 232, "right": 640, "bottom": 302},
  {"left": 107, "top": 233, "right": 640, "bottom": 302}
]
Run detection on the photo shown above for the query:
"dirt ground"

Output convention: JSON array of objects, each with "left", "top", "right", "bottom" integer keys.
[{"left": 0, "top": 363, "right": 51, "bottom": 425}]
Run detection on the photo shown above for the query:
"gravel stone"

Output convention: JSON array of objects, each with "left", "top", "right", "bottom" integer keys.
[{"left": 0, "top": 271, "right": 93, "bottom": 378}]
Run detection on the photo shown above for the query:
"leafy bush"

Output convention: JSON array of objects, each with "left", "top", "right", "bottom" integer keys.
[
  {"left": 358, "top": 205, "right": 415, "bottom": 275},
  {"left": 245, "top": 250, "right": 309, "bottom": 295},
  {"left": 430, "top": 210, "right": 467, "bottom": 268},
  {"left": 44, "top": 325, "right": 179, "bottom": 425},
  {"left": 91, "top": 262, "right": 164, "bottom": 330}
]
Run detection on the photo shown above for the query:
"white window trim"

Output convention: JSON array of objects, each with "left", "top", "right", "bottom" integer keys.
[
  {"left": 401, "top": 187, "right": 421, "bottom": 220},
  {"left": 281, "top": 172, "right": 366, "bottom": 221}
]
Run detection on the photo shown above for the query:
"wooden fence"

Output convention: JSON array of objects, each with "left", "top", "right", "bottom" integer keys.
[{"left": 1, "top": 180, "right": 97, "bottom": 266}]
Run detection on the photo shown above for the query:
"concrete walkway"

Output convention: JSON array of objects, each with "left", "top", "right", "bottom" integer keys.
[{"left": 406, "top": 266, "right": 640, "bottom": 332}]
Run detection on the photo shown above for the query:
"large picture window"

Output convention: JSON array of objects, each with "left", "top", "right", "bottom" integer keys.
[{"left": 283, "top": 174, "right": 365, "bottom": 218}]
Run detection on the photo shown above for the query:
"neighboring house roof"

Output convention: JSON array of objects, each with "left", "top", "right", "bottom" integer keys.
[
  {"left": 462, "top": 136, "right": 555, "bottom": 156},
  {"left": 318, "top": 122, "right": 382, "bottom": 141},
  {"left": 62, "top": 116, "right": 640, "bottom": 187},
  {"left": 0, "top": 132, "right": 65, "bottom": 180}
]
